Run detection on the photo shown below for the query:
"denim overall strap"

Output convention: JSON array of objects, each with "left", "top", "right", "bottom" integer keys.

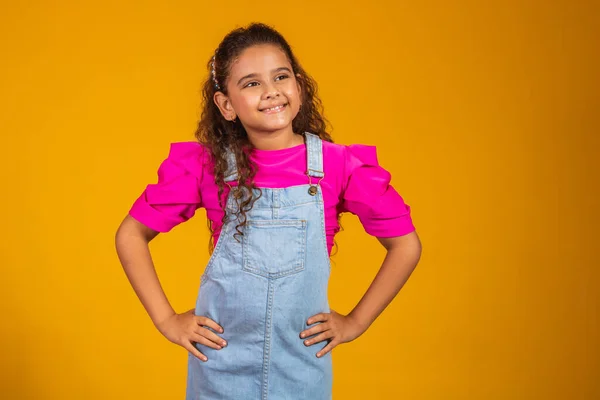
[
  {"left": 304, "top": 132, "right": 324, "bottom": 178},
  {"left": 223, "top": 148, "right": 238, "bottom": 182}
]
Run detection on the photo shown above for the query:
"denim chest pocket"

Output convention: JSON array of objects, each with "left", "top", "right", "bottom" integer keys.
[{"left": 242, "top": 219, "right": 307, "bottom": 279}]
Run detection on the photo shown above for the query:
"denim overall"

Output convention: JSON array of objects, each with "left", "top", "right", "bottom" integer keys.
[{"left": 186, "top": 132, "right": 333, "bottom": 399}]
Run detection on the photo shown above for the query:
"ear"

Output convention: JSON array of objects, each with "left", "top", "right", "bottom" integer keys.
[{"left": 213, "top": 91, "right": 237, "bottom": 121}]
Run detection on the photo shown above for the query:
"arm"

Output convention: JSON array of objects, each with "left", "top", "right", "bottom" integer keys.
[
  {"left": 348, "top": 230, "right": 422, "bottom": 330},
  {"left": 300, "top": 230, "right": 422, "bottom": 357},
  {"left": 114, "top": 214, "right": 176, "bottom": 328},
  {"left": 115, "top": 214, "right": 226, "bottom": 361}
]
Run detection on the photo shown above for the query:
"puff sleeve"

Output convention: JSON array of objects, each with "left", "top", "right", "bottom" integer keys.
[
  {"left": 128, "top": 142, "right": 205, "bottom": 232},
  {"left": 339, "top": 144, "right": 415, "bottom": 237}
]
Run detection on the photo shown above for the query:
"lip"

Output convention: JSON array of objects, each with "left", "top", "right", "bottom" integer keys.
[{"left": 260, "top": 103, "right": 288, "bottom": 114}]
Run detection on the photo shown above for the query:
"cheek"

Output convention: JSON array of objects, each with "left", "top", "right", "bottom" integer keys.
[
  {"left": 232, "top": 92, "right": 259, "bottom": 115},
  {"left": 284, "top": 85, "right": 301, "bottom": 107}
]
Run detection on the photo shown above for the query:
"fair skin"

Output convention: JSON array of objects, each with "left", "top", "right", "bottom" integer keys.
[{"left": 115, "top": 43, "right": 422, "bottom": 362}]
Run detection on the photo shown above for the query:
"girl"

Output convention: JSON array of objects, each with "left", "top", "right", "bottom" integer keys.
[{"left": 115, "top": 22, "right": 421, "bottom": 400}]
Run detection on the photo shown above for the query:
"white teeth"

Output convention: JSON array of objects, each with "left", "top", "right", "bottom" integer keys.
[{"left": 264, "top": 104, "right": 285, "bottom": 111}]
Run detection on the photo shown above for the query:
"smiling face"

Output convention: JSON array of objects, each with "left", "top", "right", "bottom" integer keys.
[{"left": 213, "top": 44, "right": 302, "bottom": 139}]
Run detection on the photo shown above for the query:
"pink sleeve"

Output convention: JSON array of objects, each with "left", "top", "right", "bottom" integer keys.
[
  {"left": 339, "top": 144, "right": 415, "bottom": 237},
  {"left": 129, "top": 142, "right": 205, "bottom": 232}
]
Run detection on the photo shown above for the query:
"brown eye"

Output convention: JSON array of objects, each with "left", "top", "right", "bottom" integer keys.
[{"left": 275, "top": 74, "right": 289, "bottom": 81}]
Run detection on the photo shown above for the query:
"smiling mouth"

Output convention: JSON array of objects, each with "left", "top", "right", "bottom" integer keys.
[{"left": 260, "top": 103, "right": 288, "bottom": 113}]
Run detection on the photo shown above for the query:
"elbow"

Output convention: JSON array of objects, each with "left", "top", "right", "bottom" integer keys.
[
  {"left": 115, "top": 217, "right": 133, "bottom": 256},
  {"left": 413, "top": 233, "right": 422, "bottom": 265},
  {"left": 115, "top": 214, "right": 159, "bottom": 251},
  {"left": 412, "top": 230, "right": 422, "bottom": 254},
  {"left": 378, "top": 230, "right": 422, "bottom": 263},
  {"left": 402, "top": 230, "right": 422, "bottom": 265}
]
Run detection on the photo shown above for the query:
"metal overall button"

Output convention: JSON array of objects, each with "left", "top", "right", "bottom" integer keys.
[{"left": 306, "top": 171, "right": 323, "bottom": 196}]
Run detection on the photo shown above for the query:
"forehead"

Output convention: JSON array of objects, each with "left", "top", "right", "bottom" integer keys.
[{"left": 229, "top": 44, "right": 291, "bottom": 78}]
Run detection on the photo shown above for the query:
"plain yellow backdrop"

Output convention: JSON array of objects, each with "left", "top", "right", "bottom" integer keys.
[{"left": 1, "top": 1, "right": 598, "bottom": 399}]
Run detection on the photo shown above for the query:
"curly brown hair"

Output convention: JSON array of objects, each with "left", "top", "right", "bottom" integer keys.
[{"left": 194, "top": 22, "right": 336, "bottom": 253}]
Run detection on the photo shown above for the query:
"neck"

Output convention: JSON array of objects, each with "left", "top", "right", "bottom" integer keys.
[{"left": 245, "top": 127, "right": 304, "bottom": 151}]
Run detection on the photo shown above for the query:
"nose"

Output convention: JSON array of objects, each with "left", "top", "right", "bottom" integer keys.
[{"left": 261, "top": 82, "right": 280, "bottom": 100}]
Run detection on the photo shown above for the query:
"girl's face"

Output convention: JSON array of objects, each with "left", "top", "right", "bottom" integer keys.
[{"left": 214, "top": 44, "right": 302, "bottom": 137}]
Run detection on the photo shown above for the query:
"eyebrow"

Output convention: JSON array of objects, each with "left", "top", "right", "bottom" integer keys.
[{"left": 236, "top": 67, "right": 293, "bottom": 86}]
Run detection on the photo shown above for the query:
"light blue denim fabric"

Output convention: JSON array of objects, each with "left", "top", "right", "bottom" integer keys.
[{"left": 186, "top": 133, "right": 333, "bottom": 400}]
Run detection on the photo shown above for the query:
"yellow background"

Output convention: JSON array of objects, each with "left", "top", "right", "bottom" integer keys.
[{"left": 1, "top": 1, "right": 598, "bottom": 399}]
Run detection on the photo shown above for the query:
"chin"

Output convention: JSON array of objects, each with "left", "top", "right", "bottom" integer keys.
[{"left": 253, "top": 120, "right": 294, "bottom": 132}]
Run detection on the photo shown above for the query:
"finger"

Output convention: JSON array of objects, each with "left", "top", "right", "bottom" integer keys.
[
  {"left": 300, "top": 322, "right": 328, "bottom": 339},
  {"left": 193, "top": 332, "right": 224, "bottom": 350},
  {"left": 316, "top": 339, "right": 337, "bottom": 358},
  {"left": 307, "top": 313, "right": 329, "bottom": 325},
  {"left": 195, "top": 327, "right": 228, "bottom": 348},
  {"left": 196, "top": 316, "right": 224, "bottom": 333},
  {"left": 303, "top": 330, "right": 334, "bottom": 347},
  {"left": 183, "top": 341, "right": 208, "bottom": 362}
]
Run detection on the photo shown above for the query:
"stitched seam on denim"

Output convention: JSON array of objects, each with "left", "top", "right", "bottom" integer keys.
[
  {"left": 201, "top": 199, "right": 233, "bottom": 282},
  {"left": 273, "top": 189, "right": 279, "bottom": 219},
  {"left": 248, "top": 220, "right": 306, "bottom": 226},
  {"left": 268, "top": 199, "right": 322, "bottom": 208},
  {"left": 233, "top": 184, "right": 324, "bottom": 209},
  {"left": 254, "top": 182, "right": 324, "bottom": 191},
  {"left": 262, "top": 281, "right": 274, "bottom": 400},
  {"left": 249, "top": 186, "right": 321, "bottom": 209},
  {"left": 250, "top": 200, "right": 319, "bottom": 209},
  {"left": 317, "top": 187, "right": 332, "bottom": 273}
]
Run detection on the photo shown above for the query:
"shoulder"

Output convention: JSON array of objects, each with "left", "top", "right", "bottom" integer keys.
[
  {"left": 162, "top": 141, "right": 213, "bottom": 178},
  {"left": 322, "top": 140, "right": 381, "bottom": 170},
  {"left": 321, "top": 140, "right": 388, "bottom": 197},
  {"left": 166, "top": 141, "right": 207, "bottom": 161}
]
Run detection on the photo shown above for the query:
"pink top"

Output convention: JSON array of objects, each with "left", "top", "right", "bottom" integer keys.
[{"left": 129, "top": 140, "right": 415, "bottom": 254}]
